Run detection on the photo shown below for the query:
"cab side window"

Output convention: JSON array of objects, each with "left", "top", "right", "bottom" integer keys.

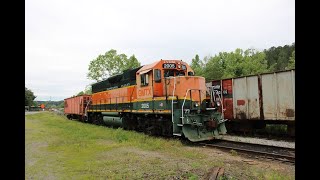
[
  {"left": 154, "top": 69, "right": 161, "bottom": 82},
  {"left": 141, "top": 73, "right": 149, "bottom": 86}
]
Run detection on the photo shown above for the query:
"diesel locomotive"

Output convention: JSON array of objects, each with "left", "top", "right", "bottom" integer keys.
[{"left": 65, "top": 59, "right": 227, "bottom": 142}]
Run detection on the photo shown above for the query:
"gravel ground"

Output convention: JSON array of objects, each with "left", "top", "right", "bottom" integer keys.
[
  {"left": 203, "top": 140, "right": 295, "bottom": 158},
  {"left": 217, "top": 135, "right": 295, "bottom": 149}
]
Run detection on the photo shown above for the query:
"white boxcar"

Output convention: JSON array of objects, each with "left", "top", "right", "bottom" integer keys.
[{"left": 209, "top": 69, "right": 295, "bottom": 124}]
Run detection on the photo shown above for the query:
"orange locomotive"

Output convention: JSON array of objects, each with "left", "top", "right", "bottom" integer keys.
[
  {"left": 87, "top": 60, "right": 226, "bottom": 141},
  {"left": 79, "top": 59, "right": 226, "bottom": 142}
]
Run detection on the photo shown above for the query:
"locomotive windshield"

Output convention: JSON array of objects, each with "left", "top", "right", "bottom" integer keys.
[
  {"left": 164, "top": 70, "right": 174, "bottom": 77},
  {"left": 164, "top": 70, "right": 186, "bottom": 77}
]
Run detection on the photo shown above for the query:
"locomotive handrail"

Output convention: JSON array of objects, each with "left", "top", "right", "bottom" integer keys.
[
  {"left": 181, "top": 88, "right": 204, "bottom": 123},
  {"left": 171, "top": 77, "right": 176, "bottom": 124},
  {"left": 181, "top": 89, "right": 190, "bottom": 123},
  {"left": 214, "top": 89, "right": 224, "bottom": 119},
  {"left": 84, "top": 99, "right": 91, "bottom": 117}
]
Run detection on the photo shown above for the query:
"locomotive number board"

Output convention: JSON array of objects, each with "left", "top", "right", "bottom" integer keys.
[{"left": 163, "top": 63, "right": 176, "bottom": 69}]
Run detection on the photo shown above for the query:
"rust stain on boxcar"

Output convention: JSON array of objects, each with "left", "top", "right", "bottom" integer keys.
[
  {"left": 286, "top": 109, "right": 295, "bottom": 117},
  {"left": 258, "top": 75, "right": 264, "bottom": 119},
  {"left": 236, "top": 111, "right": 247, "bottom": 119},
  {"left": 237, "top": 100, "right": 245, "bottom": 106},
  {"left": 223, "top": 99, "right": 233, "bottom": 119}
]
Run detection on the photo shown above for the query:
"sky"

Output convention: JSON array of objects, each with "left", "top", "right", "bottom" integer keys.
[{"left": 25, "top": 0, "right": 295, "bottom": 101}]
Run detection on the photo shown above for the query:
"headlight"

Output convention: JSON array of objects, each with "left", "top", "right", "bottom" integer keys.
[{"left": 216, "top": 101, "right": 221, "bottom": 106}]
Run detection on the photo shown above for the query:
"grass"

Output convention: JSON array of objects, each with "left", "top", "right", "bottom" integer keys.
[
  {"left": 26, "top": 112, "right": 295, "bottom": 179},
  {"left": 230, "top": 149, "right": 238, "bottom": 156}
]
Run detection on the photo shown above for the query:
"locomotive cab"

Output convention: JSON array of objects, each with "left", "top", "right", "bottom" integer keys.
[{"left": 136, "top": 60, "right": 194, "bottom": 98}]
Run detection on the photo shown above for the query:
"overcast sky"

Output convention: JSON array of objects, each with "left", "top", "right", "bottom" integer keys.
[{"left": 26, "top": 0, "right": 295, "bottom": 101}]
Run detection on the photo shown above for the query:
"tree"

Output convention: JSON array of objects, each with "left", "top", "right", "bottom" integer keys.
[
  {"left": 287, "top": 50, "right": 295, "bottom": 69},
  {"left": 241, "top": 48, "right": 268, "bottom": 76},
  {"left": 75, "top": 85, "right": 92, "bottom": 97},
  {"left": 25, "top": 87, "right": 36, "bottom": 106},
  {"left": 84, "top": 85, "right": 92, "bottom": 95},
  {"left": 127, "top": 55, "right": 140, "bottom": 70},
  {"left": 192, "top": 43, "right": 293, "bottom": 81},
  {"left": 203, "top": 55, "right": 224, "bottom": 80},
  {"left": 87, "top": 49, "right": 141, "bottom": 81},
  {"left": 77, "top": 91, "right": 84, "bottom": 96},
  {"left": 191, "top": 54, "right": 200, "bottom": 69},
  {"left": 264, "top": 43, "right": 295, "bottom": 71},
  {"left": 221, "top": 49, "right": 245, "bottom": 78},
  {"left": 58, "top": 101, "right": 64, "bottom": 108},
  {"left": 199, "top": 48, "right": 268, "bottom": 80},
  {"left": 190, "top": 54, "right": 205, "bottom": 76}
]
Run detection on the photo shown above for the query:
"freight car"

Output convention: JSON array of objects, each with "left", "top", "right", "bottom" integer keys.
[
  {"left": 64, "top": 95, "right": 91, "bottom": 121},
  {"left": 80, "top": 59, "right": 227, "bottom": 142},
  {"left": 207, "top": 69, "right": 295, "bottom": 136},
  {"left": 26, "top": 104, "right": 45, "bottom": 111}
]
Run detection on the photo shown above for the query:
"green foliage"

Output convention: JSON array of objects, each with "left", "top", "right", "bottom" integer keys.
[
  {"left": 287, "top": 50, "right": 295, "bottom": 69},
  {"left": 87, "top": 49, "right": 141, "bottom": 81},
  {"left": 202, "top": 54, "right": 224, "bottom": 80},
  {"left": 264, "top": 43, "right": 295, "bottom": 71},
  {"left": 222, "top": 48, "right": 268, "bottom": 78},
  {"left": 77, "top": 91, "right": 84, "bottom": 96},
  {"left": 218, "top": 175, "right": 229, "bottom": 180},
  {"left": 114, "top": 128, "right": 129, "bottom": 143},
  {"left": 25, "top": 87, "right": 36, "bottom": 106},
  {"left": 58, "top": 101, "right": 64, "bottom": 108},
  {"left": 200, "top": 48, "right": 268, "bottom": 81},
  {"left": 75, "top": 85, "right": 92, "bottom": 97},
  {"left": 185, "top": 172, "right": 198, "bottom": 180},
  {"left": 127, "top": 55, "right": 140, "bottom": 69},
  {"left": 230, "top": 149, "right": 238, "bottom": 156},
  {"left": 192, "top": 43, "right": 294, "bottom": 81},
  {"left": 190, "top": 54, "right": 205, "bottom": 76},
  {"left": 84, "top": 85, "right": 92, "bottom": 95},
  {"left": 242, "top": 49, "right": 268, "bottom": 76}
]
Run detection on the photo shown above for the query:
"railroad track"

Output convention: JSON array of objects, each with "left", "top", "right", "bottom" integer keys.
[
  {"left": 197, "top": 140, "right": 295, "bottom": 164},
  {"left": 227, "top": 132, "right": 295, "bottom": 143}
]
